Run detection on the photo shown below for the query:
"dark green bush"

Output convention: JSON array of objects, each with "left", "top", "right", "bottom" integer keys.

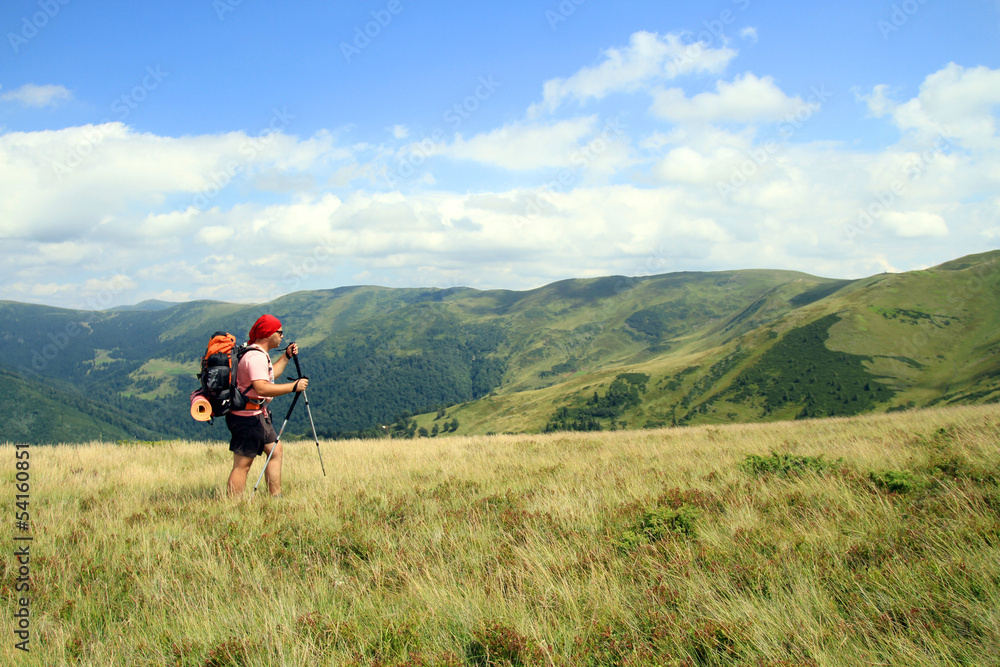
[
  {"left": 617, "top": 505, "right": 698, "bottom": 551},
  {"left": 870, "top": 470, "right": 917, "bottom": 493},
  {"left": 466, "top": 622, "right": 540, "bottom": 667},
  {"left": 740, "top": 452, "right": 833, "bottom": 477}
]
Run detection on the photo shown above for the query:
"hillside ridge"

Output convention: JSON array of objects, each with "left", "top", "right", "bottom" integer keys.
[{"left": 1, "top": 250, "right": 997, "bottom": 442}]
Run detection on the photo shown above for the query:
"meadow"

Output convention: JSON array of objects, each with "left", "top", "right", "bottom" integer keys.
[{"left": 3, "top": 404, "right": 1000, "bottom": 666}]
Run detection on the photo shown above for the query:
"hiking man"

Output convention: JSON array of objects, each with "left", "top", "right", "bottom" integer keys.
[{"left": 226, "top": 314, "right": 308, "bottom": 497}]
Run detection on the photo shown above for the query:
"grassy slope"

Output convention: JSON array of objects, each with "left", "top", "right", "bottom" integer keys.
[
  {"left": 407, "top": 269, "right": 840, "bottom": 434},
  {"left": 440, "top": 251, "right": 1000, "bottom": 436},
  {"left": 473, "top": 270, "right": 831, "bottom": 392},
  {"left": 4, "top": 404, "right": 999, "bottom": 666},
  {"left": 826, "top": 256, "right": 1000, "bottom": 405}
]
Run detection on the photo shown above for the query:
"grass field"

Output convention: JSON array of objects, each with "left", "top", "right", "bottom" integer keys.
[{"left": 3, "top": 405, "right": 1000, "bottom": 666}]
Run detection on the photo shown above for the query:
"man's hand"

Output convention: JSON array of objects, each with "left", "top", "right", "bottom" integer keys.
[
  {"left": 294, "top": 377, "right": 309, "bottom": 392},
  {"left": 285, "top": 342, "right": 299, "bottom": 359}
]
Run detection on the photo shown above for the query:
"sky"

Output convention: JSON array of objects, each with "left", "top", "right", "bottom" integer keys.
[{"left": 1, "top": 0, "right": 998, "bottom": 310}]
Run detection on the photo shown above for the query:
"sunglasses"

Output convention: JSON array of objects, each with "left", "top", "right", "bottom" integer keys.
[{"left": 276, "top": 330, "right": 284, "bottom": 336}]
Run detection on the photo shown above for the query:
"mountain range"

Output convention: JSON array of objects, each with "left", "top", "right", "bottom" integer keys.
[{"left": 1, "top": 250, "right": 997, "bottom": 444}]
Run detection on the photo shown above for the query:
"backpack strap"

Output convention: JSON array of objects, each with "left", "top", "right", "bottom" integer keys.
[
  {"left": 228, "top": 344, "right": 240, "bottom": 397},
  {"left": 234, "top": 345, "right": 270, "bottom": 409}
]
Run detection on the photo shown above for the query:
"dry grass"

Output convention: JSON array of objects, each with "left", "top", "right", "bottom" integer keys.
[{"left": 3, "top": 404, "right": 1000, "bottom": 665}]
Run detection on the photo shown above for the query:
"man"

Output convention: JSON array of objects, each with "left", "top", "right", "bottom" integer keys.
[{"left": 226, "top": 314, "right": 309, "bottom": 497}]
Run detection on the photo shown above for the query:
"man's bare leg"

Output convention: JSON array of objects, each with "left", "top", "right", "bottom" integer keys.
[
  {"left": 227, "top": 454, "right": 254, "bottom": 497},
  {"left": 262, "top": 440, "right": 283, "bottom": 496}
]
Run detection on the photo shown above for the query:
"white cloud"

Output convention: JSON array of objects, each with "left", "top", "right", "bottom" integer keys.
[
  {"left": 6, "top": 273, "right": 133, "bottom": 306},
  {"left": 879, "top": 210, "right": 949, "bottom": 238},
  {"left": 150, "top": 289, "right": 194, "bottom": 303},
  {"left": 650, "top": 125, "right": 761, "bottom": 185},
  {"left": 858, "top": 83, "right": 893, "bottom": 118},
  {"left": 654, "top": 146, "right": 732, "bottom": 184},
  {"left": 245, "top": 194, "right": 344, "bottom": 242},
  {"left": 195, "top": 226, "right": 236, "bottom": 245},
  {"left": 528, "top": 31, "right": 737, "bottom": 118},
  {"left": 1, "top": 83, "right": 73, "bottom": 108},
  {"left": 0, "top": 123, "right": 350, "bottom": 243},
  {"left": 0, "top": 57, "right": 996, "bottom": 309},
  {"left": 651, "top": 73, "right": 809, "bottom": 123},
  {"left": 35, "top": 241, "right": 97, "bottom": 266},
  {"left": 873, "top": 254, "right": 901, "bottom": 273},
  {"left": 0, "top": 156, "right": 986, "bottom": 307},
  {"left": 863, "top": 63, "right": 1000, "bottom": 148},
  {"left": 429, "top": 117, "right": 603, "bottom": 171}
]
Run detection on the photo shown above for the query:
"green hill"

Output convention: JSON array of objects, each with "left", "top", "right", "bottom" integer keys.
[
  {"left": 0, "top": 368, "right": 160, "bottom": 443},
  {"left": 0, "top": 250, "right": 997, "bottom": 443},
  {"left": 414, "top": 251, "right": 1000, "bottom": 435}
]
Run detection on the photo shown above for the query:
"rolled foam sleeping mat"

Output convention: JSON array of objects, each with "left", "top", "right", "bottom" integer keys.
[{"left": 190, "top": 392, "right": 213, "bottom": 421}]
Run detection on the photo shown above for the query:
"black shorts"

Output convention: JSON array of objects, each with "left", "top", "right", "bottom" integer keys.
[{"left": 225, "top": 411, "right": 277, "bottom": 458}]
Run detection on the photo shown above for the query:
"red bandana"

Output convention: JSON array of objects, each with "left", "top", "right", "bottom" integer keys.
[{"left": 248, "top": 314, "right": 282, "bottom": 342}]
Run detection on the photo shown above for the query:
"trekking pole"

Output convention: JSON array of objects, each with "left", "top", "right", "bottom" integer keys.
[
  {"left": 293, "top": 353, "right": 326, "bottom": 477},
  {"left": 250, "top": 389, "right": 301, "bottom": 499}
]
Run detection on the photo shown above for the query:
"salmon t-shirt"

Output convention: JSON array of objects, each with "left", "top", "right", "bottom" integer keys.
[{"left": 231, "top": 346, "right": 273, "bottom": 416}]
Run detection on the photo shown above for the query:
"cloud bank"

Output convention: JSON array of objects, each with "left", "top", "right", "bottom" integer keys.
[{"left": 2, "top": 36, "right": 998, "bottom": 309}]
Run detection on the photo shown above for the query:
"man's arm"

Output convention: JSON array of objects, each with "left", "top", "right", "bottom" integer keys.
[
  {"left": 251, "top": 377, "right": 307, "bottom": 397},
  {"left": 251, "top": 342, "right": 306, "bottom": 397},
  {"left": 271, "top": 341, "right": 298, "bottom": 378}
]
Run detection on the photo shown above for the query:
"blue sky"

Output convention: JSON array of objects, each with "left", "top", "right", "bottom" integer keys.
[{"left": 1, "top": 0, "right": 998, "bottom": 308}]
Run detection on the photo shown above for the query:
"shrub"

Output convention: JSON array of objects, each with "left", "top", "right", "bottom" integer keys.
[
  {"left": 740, "top": 452, "right": 833, "bottom": 477},
  {"left": 617, "top": 505, "right": 698, "bottom": 551},
  {"left": 466, "top": 622, "right": 541, "bottom": 666},
  {"left": 571, "top": 620, "right": 639, "bottom": 666},
  {"left": 203, "top": 636, "right": 259, "bottom": 667},
  {"left": 869, "top": 470, "right": 916, "bottom": 494}
]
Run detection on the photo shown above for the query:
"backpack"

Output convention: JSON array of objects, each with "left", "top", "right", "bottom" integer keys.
[{"left": 194, "top": 331, "right": 253, "bottom": 421}]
